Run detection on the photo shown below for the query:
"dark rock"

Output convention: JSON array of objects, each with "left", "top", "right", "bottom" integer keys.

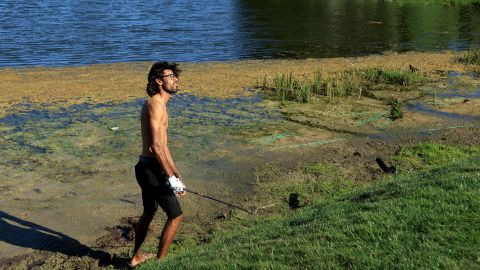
[{"left": 289, "top": 193, "right": 300, "bottom": 209}]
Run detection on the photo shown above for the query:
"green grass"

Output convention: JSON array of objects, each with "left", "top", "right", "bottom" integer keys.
[
  {"left": 362, "top": 68, "right": 425, "bottom": 85},
  {"left": 267, "top": 67, "right": 425, "bottom": 103},
  {"left": 271, "top": 73, "right": 312, "bottom": 103},
  {"left": 393, "top": 142, "right": 480, "bottom": 170},
  {"left": 138, "top": 143, "right": 480, "bottom": 269}
]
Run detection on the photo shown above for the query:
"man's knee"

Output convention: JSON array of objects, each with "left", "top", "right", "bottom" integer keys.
[
  {"left": 142, "top": 211, "right": 155, "bottom": 221},
  {"left": 169, "top": 214, "right": 183, "bottom": 225}
]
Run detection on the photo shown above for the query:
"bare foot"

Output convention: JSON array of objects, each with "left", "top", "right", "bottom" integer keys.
[{"left": 129, "top": 253, "right": 155, "bottom": 268}]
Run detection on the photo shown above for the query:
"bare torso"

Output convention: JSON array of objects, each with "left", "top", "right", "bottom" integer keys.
[{"left": 141, "top": 97, "right": 168, "bottom": 157}]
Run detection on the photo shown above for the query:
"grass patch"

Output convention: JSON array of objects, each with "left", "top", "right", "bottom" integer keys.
[
  {"left": 393, "top": 142, "right": 480, "bottom": 170},
  {"left": 456, "top": 46, "right": 480, "bottom": 66},
  {"left": 362, "top": 68, "right": 425, "bottom": 86},
  {"left": 268, "top": 162, "right": 357, "bottom": 206},
  {"left": 266, "top": 67, "right": 426, "bottom": 103},
  {"left": 270, "top": 73, "right": 312, "bottom": 103},
  {"left": 138, "top": 144, "right": 480, "bottom": 269}
]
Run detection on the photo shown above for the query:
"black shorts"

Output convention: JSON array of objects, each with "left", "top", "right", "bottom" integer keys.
[{"left": 134, "top": 156, "right": 183, "bottom": 219}]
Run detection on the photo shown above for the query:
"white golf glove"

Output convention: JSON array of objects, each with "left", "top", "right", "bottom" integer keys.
[{"left": 167, "top": 176, "right": 185, "bottom": 193}]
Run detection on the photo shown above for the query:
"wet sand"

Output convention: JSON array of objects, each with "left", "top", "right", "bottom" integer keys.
[{"left": 0, "top": 51, "right": 479, "bottom": 268}]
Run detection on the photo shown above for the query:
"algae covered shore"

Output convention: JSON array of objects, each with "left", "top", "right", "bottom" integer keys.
[
  {"left": 0, "top": 51, "right": 479, "bottom": 269},
  {"left": 0, "top": 51, "right": 467, "bottom": 109}
]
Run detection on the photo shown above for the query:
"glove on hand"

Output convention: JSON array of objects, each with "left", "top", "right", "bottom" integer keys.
[{"left": 167, "top": 176, "right": 185, "bottom": 193}]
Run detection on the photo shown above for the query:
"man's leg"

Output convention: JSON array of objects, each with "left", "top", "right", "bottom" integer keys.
[
  {"left": 157, "top": 214, "right": 184, "bottom": 258},
  {"left": 130, "top": 212, "right": 154, "bottom": 266}
]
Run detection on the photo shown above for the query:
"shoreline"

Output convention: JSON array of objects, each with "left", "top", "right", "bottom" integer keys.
[{"left": 0, "top": 51, "right": 465, "bottom": 109}]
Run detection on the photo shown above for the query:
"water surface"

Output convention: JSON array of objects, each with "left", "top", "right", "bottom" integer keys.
[{"left": 1, "top": 0, "right": 480, "bottom": 67}]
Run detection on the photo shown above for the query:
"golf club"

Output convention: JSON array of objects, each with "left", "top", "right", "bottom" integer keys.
[{"left": 184, "top": 188, "right": 255, "bottom": 214}]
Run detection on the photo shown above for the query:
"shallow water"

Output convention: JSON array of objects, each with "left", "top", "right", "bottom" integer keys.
[
  {"left": 0, "top": 93, "right": 284, "bottom": 258},
  {"left": 406, "top": 102, "right": 480, "bottom": 120},
  {"left": 1, "top": 0, "right": 480, "bottom": 67},
  {"left": 406, "top": 72, "right": 480, "bottom": 120},
  {"left": 0, "top": 93, "right": 281, "bottom": 176}
]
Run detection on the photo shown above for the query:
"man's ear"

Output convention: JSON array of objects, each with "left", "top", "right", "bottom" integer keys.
[{"left": 155, "top": 78, "right": 162, "bottom": 85}]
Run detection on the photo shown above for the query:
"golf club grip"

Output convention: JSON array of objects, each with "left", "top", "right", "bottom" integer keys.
[{"left": 184, "top": 188, "right": 253, "bottom": 214}]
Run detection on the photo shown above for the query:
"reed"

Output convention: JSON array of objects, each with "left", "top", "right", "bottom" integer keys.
[
  {"left": 272, "top": 73, "right": 312, "bottom": 103},
  {"left": 456, "top": 46, "right": 480, "bottom": 66},
  {"left": 268, "top": 67, "right": 425, "bottom": 103},
  {"left": 294, "top": 80, "right": 312, "bottom": 103},
  {"left": 273, "top": 73, "right": 295, "bottom": 101},
  {"left": 261, "top": 75, "right": 269, "bottom": 90},
  {"left": 313, "top": 71, "right": 323, "bottom": 95}
]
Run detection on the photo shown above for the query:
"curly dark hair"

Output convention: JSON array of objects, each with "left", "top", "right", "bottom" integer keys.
[{"left": 146, "top": 62, "right": 181, "bottom": 97}]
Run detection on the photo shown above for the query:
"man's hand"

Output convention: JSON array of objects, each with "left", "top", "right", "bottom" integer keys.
[
  {"left": 176, "top": 174, "right": 186, "bottom": 197},
  {"left": 167, "top": 176, "right": 186, "bottom": 196}
]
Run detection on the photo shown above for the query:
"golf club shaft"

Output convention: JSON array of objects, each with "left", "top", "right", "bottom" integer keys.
[{"left": 184, "top": 188, "right": 253, "bottom": 214}]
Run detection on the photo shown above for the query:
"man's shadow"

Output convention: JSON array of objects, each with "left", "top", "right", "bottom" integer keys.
[{"left": 0, "top": 211, "right": 111, "bottom": 266}]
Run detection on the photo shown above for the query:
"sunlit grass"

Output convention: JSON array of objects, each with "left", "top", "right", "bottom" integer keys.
[
  {"left": 267, "top": 67, "right": 425, "bottom": 102},
  {"left": 139, "top": 143, "right": 480, "bottom": 269}
]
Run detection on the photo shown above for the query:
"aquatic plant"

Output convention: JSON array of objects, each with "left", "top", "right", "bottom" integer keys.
[
  {"left": 272, "top": 73, "right": 312, "bottom": 103},
  {"left": 313, "top": 71, "right": 322, "bottom": 95},
  {"left": 268, "top": 67, "right": 425, "bottom": 102},
  {"left": 456, "top": 46, "right": 480, "bottom": 66},
  {"left": 261, "top": 75, "right": 269, "bottom": 90},
  {"left": 388, "top": 98, "right": 404, "bottom": 120},
  {"left": 273, "top": 73, "right": 294, "bottom": 101},
  {"left": 294, "top": 80, "right": 312, "bottom": 103},
  {"left": 361, "top": 68, "right": 424, "bottom": 85},
  {"left": 323, "top": 70, "right": 364, "bottom": 99}
]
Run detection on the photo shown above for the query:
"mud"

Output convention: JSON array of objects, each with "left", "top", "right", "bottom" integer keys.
[{"left": 0, "top": 52, "right": 479, "bottom": 269}]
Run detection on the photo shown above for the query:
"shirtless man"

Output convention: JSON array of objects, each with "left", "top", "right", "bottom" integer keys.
[{"left": 130, "top": 62, "right": 186, "bottom": 267}]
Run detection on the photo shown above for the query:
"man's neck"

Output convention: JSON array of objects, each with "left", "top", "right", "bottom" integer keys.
[{"left": 156, "top": 90, "right": 171, "bottom": 104}]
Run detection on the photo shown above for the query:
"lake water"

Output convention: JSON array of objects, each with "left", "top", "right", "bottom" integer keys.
[{"left": 1, "top": 0, "right": 480, "bottom": 67}]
